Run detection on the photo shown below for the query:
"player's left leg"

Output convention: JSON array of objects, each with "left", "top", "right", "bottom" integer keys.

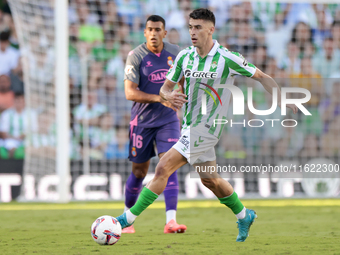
[
  {"left": 125, "top": 161, "right": 150, "bottom": 210},
  {"left": 123, "top": 125, "right": 157, "bottom": 233},
  {"left": 116, "top": 148, "right": 188, "bottom": 229},
  {"left": 195, "top": 160, "right": 257, "bottom": 242},
  {"left": 155, "top": 122, "right": 187, "bottom": 233},
  {"left": 159, "top": 152, "right": 187, "bottom": 233},
  {"left": 122, "top": 161, "right": 150, "bottom": 234}
]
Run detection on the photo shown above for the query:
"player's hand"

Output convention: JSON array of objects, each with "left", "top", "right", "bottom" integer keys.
[
  {"left": 165, "top": 85, "right": 188, "bottom": 110},
  {"left": 160, "top": 97, "right": 177, "bottom": 111}
]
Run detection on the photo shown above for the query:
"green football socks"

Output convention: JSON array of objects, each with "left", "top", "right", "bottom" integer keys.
[
  {"left": 130, "top": 187, "right": 159, "bottom": 216},
  {"left": 218, "top": 192, "right": 244, "bottom": 215}
]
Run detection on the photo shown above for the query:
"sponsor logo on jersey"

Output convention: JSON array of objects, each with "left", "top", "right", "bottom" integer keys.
[
  {"left": 243, "top": 59, "right": 248, "bottom": 66},
  {"left": 125, "top": 65, "right": 134, "bottom": 75},
  {"left": 146, "top": 61, "right": 153, "bottom": 67},
  {"left": 184, "top": 69, "right": 218, "bottom": 79},
  {"left": 167, "top": 56, "right": 173, "bottom": 66},
  {"left": 148, "top": 69, "right": 168, "bottom": 83}
]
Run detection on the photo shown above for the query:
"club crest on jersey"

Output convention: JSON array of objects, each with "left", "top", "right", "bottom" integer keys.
[
  {"left": 125, "top": 65, "right": 134, "bottom": 75},
  {"left": 184, "top": 69, "right": 218, "bottom": 79},
  {"left": 131, "top": 147, "right": 137, "bottom": 157},
  {"left": 211, "top": 61, "right": 217, "bottom": 69},
  {"left": 167, "top": 56, "right": 173, "bottom": 66}
]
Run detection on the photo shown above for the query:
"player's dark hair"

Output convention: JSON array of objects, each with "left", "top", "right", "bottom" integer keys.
[
  {"left": 146, "top": 15, "right": 166, "bottom": 28},
  {"left": 189, "top": 8, "right": 215, "bottom": 26}
]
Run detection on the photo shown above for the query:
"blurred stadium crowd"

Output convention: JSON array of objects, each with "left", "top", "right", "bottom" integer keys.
[{"left": 0, "top": 0, "right": 340, "bottom": 161}]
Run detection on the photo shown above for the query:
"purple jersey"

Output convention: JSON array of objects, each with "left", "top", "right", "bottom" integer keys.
[{"left": 124, "top": 42, "right": 180, "bottom": 128}]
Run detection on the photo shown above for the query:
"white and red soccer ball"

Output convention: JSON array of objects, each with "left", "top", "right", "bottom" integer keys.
[{"left": 91, "top": 215, "right": 122, "bottom": 245}]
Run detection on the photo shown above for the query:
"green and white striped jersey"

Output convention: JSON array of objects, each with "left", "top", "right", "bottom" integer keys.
[{"left": 166, "top": 40, "right": 256, "bottom": 138}]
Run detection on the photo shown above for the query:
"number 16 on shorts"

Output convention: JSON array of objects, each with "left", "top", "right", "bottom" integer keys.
[
  {"left": 132, "top": 133, "right": 143, "bottom": 148},
  {"left": 131, "top": 133, "right": 143, "bottom": 157}
]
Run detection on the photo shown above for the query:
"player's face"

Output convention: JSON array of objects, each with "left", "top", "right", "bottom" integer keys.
[
  {"left": 189, "top": 18, "right": 214, "bottom": 48},
  {"left": 144, "top": 21, "right": 167, "bottom": 48}
]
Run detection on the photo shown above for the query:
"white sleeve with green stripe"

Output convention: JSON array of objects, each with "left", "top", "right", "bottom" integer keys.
[
  {"left": 226, "top": 52, "right": 256, "bottom": 77},
  {"left": 166, "top": 49, "right": 187, "bottom": 83}
]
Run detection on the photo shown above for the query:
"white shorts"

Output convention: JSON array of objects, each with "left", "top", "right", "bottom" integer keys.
[{"left": 173, "top": 126, "right": 219, "bottom": 165}]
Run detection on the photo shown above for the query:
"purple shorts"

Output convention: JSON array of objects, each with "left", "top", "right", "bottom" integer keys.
[{"left": 128, "top": 121, "right": 180, "bottom": 163}]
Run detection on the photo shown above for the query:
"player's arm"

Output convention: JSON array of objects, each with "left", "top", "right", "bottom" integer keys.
[
  {"left": 124, "top": 49, "right": 166, "bottom": 104},
  {"left": 124, "top": 53, "right": 162, "bottom": 103},
  {"left": 252, "top": 68, "right": 298, "bottom": 114},
  {"left": 125, "top": 79, "right": 162, "bottom": 103}
]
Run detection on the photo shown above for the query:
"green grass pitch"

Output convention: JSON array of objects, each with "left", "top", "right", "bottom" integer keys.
[{"left": 1, "top": 200, "right": 340, "bottom": 255}]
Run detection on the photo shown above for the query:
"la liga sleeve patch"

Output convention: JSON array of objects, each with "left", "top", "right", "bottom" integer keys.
[{"left": 125, "top": 65, "right": 134, "bottom": 75}]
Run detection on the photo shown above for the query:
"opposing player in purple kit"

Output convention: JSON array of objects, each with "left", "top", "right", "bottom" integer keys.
[{"left": 122, "top": 15, "right": 187, "bottom": 234}]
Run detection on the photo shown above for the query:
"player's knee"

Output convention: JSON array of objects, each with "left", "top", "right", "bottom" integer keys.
[
  {"left": 201, "top": 178, "right": 218, "bottom": 190},
  {"left": 132, "top": 167, "right": 147, "bottom": 179},
  {"left": 154, "top": 161, "right": 170, "bottom": 180}
]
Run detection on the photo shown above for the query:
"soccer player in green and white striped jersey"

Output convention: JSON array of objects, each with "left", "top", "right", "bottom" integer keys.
[
  {"left": 166, "top": 38, "right": 257, "bottom": 139},
  {"left": 116, "top": 8, "right": 298, "bottom": 242}
]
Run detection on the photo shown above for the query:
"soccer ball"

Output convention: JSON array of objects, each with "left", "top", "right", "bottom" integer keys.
[{"left": 91, "top": 215, "right": 122, "bottom": 245}]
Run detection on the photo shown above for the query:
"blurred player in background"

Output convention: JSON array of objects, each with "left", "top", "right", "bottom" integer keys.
[
  {"left": 122, "top": 15, "right": 186, "bottom": 234},
  {"left": 117, "top": 8, "right": 298, "bottom": 242}
]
